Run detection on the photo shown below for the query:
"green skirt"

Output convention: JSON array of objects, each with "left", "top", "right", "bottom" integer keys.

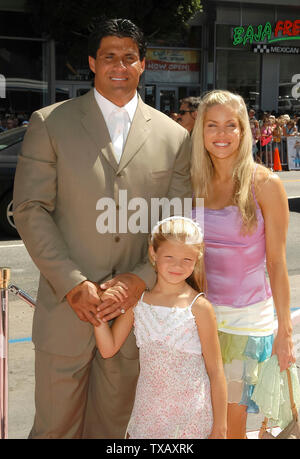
[
  {"left": 252, "top": 355, "right": 300, "bottom": 429},
  {"left": 218, "top": 331, "right": 274, "bottom": 413}
]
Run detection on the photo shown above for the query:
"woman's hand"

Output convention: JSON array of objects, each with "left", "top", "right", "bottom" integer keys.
[{"left": 272, "top": 331, "right": 296, "bottom": 372}]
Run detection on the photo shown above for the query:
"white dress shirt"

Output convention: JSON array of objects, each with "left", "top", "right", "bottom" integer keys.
[{"left": 94, "top": 89, "right": 138, "bottom": 163}]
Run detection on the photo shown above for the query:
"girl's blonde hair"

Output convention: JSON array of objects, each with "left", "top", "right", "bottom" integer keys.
[
  {"left": 149, "top": 217, "right": 206, "bottom": 293},
  {"left": 191, "top": 90, "right": 257, "bottom": 233}
]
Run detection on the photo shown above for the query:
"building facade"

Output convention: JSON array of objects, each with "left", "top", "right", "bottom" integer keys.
[
  {"left": 0, "top": 0, "right": 299, "bottom": 125},
  {"left": 207, "top": 0, "right": 300, "bottom": 114}
]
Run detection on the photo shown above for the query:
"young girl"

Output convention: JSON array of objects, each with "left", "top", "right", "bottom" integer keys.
[{"left": 94, "top": 216, "right": 227, "bottom": 439}]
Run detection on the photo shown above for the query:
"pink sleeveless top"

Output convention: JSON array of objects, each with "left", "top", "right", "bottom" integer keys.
[{"left": 193, "top": 174, "right": 272, "bottom": 309}]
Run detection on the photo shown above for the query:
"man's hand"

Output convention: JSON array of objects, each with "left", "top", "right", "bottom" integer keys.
[
  {"left": 66, "top": 280, "right": 102, "bottom": 327},
  {"left": 97, "top": 273, "right": 146, "bottom": 322}
]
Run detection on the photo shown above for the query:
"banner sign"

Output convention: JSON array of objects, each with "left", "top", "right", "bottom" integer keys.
[
  {"left": 145, "top": 48, "right": 200, "bottom": 84},
  {"left": 252, "top": 44, "right": 300, "bottom": 54},
  {"left": 287, "top": 136, "right": 300, "bottom": 170},
  {"left": 233, "top": 20, "right": 300, "bottom": 47}
]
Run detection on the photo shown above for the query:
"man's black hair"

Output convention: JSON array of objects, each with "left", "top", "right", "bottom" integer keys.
[{"left": 88, "top": 18, "right": 147, "bottom": 60}]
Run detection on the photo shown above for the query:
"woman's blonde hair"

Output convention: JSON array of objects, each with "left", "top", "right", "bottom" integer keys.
[
  {"left": 149, "top": 217, "right": 206, "bottom": 293},
  {"left": 191, "top": 90, "right": 257, "bottom": 233}
]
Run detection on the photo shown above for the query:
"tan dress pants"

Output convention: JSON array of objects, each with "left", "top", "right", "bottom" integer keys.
[{"left": 29, "top": 332, "right": 139, "bottom": 439}]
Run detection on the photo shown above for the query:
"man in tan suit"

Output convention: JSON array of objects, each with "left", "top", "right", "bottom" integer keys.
[{"left": 13, "top": 18, "right": 191, "bottom": 439}]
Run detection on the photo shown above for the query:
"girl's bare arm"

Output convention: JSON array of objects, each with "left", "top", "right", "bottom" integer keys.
[{"left": 94, "top": 308, "right": 134, "bottom": 358}]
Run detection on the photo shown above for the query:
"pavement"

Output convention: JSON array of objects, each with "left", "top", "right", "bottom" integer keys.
[{"left": 2, "top": 169, "right": 300, "bottom": 439}]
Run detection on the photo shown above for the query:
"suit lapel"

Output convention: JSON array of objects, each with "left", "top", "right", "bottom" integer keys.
[
  {"left": 80, "top": 90, "right": 118, "bottom": 172},
  {"left": 117, "top": 97, "right": 152, "bottom": 174}
]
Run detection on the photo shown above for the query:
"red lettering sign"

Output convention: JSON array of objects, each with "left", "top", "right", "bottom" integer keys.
[{"left": 275, "top": 20, "right": 300, "bottom": 37}]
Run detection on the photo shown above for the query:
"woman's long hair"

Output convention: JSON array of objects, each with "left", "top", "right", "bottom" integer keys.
[{"left": 191, "top": 90, "right": 257, "bottom": 233}]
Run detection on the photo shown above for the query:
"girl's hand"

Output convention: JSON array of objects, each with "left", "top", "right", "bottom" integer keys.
[
  {"left": 97, "top": 273, "right": 146, "bottom": 322},
  {"left": 99, "top": 281, "right": 129, "bottom": 303}
]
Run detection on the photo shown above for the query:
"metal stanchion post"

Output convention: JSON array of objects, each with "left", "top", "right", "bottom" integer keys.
[
  {"left": 0, "top": 268, "right": 10, "bottom": 440},
  {"left": 8, "top": 285, "right": 36, "bottom": 310}
]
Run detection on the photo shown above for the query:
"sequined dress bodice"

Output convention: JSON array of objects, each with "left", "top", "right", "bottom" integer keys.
[{"left": 126, "top": 294, "right": 213, "bottom": 439}]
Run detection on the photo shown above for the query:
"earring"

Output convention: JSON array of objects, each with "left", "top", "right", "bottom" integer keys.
[{"left": 151, "top": 258, "right": 157, "bottom": 272}]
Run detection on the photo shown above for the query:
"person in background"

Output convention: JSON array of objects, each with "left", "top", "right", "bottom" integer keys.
[
  {"left": 269, "top": 115, "right": 276, "bottom": 131},
  {"left": 250, "top": 118, "right": 260, "bottom": 162},
  {"left": 260, "top": 116, "right": 273, "bottom": 167},
  {"left": 5, "top": 117, "right": 15, "bottom": 130},
  {"left": 272, "top": 118, "right": 283, "bottom": 157},
  {"left": 177, "top": 96, "right": 200, "bottom": 135},
  {"left": 283, "top": 119, "right": 298, "bottom": 137},
  {"left": 248, "top": 108, "right": 256, "bottom": 121}
]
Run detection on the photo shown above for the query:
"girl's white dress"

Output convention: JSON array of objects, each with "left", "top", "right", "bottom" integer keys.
[{"left": 126, "top": 292, "right": 213, "bottom": 439}]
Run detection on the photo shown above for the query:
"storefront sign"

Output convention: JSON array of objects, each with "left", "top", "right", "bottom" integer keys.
[
  {"left": 287, "top": 136, "right": 300, "bottom": 170},
  {"left": 252, "top": 44, "right": 300, "bottom": 54},
  {"left": 233, "top": 20, "right": 300, "bottom": 46},
  {"left": 145, "top": 48, "right": 200, "bottom": 84},
  {"left": 0, "top": 75, "right": 5, "bottom": 99}
]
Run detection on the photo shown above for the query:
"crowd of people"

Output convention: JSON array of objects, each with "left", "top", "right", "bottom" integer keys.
[
  {"left": 0, "top": 114, "right": 29, "bottom": 132},
  {"left": 249, "top": 109, "right": 300, "bottom": 166}
]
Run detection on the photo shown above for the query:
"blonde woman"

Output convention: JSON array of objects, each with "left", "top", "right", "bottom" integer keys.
[{"left": 191, "top": 90, "right": 295, "bottom": 439}]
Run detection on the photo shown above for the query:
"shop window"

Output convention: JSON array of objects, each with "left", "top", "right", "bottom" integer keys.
[
  {"left": 278, "top": 54, "right": 300, "bottom": 115},
  {"left": 216, "top": 5, "right": 240, "bottom": 25},
  {"left": 159, "top": 89, "right": 177, "bottom": 114},
  {"left": 56, "top": 38, "right": 91, "bottom": 82},
  {"left": 276, "top": 7, "right": 300, "bottom": 23},
  {"left": 0, "top": 38, "right": 48, "bottom": 123},
  {"left": 145, "top": 85, "right": 156, "bottom": 108},
  {"left": 216, "top": 50, "right": 260, "bottom": 109},
  {"left": 242, "top": 5, "right": 275, "bottom": 27}
]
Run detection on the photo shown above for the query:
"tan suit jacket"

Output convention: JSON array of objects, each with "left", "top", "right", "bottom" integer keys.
[{"left": 13, "top": 89, "right": 192, "bottom": 357}]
